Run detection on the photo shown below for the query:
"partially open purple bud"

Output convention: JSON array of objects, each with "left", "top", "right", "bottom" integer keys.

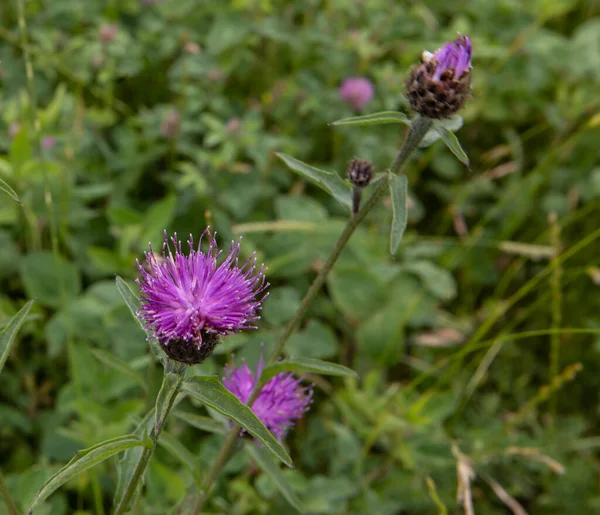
[
  {"left": 99, "top": 24, "right": 118, "bottom": 44},
  {"left": 223, "top": 357, "right": 313, "bottom": 440},
  {"left": 137, "top": 229, "right": 268, "bottom": 365},
  {"left": 405, "top": 35, "right": 472, "bottom": 119},
  {"left": 339, "top": 77, "right": 374, "bottom": 111}
]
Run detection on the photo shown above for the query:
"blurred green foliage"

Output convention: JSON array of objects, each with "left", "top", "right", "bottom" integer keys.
[{"left": 1, "top": 0, "right": 600, "bottom": 513}]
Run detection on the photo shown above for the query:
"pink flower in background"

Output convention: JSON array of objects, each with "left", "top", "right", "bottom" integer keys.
[
  {"left": 41, "top": 136, "right": 56, "bottom": 150},
  {"left": 98, "top": 24, "right": 118, "bottom": 44},
  {"left": 223, "top": 357, "right": 313, "bottom": 440},
  {"left": 339, "top": 77, "right": 374, "bottom": 110},
  {"left": 160, "top": 110, "right": 181, "bottom": 139},
  {"left": 8, "top": 123, "right": 21, "bottom": 138}
]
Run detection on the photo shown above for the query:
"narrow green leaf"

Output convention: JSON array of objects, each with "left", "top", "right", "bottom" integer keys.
[
  {"left": 276, "top": 153, "right": 351, "bottom": 211},
  {"left": 90, "top": 349, "right": 147, "bottom": 391},
  {"left": 330, "top": 111, "right": 411, "bottom": 127},
  {"left": 183, "top": 376, "right": 293, "bottom": 468},
  {"left": 245, "top": 443, "right": 303, "bottom": 513},
  {"left": 0, "top": 177, "right": 21, "bottom": 204},
  {"left": 29, "top": 435, "right": 145, "bottom": 513},
  {"left": 388, "top": 173, "right": 409, "bottom": 256},
  {"left": 115, "top": 275, "right": 164, "bottom": 362},
  {"left": 419, "top": 116, "right": 463, "bottom": 148},
  {"left": 435, "top": 126, "right": 470, "bottom": 166},
  {"left": 114, "top": 412, "right": 153, "bottom": 510},
  {"left": 0, "top": 300, "right": 35, "bottom": 376},
  {"left": 172, "top": 410, "right": 226, "bottom": 434},
  {"left": 154, "top": 371, "right": 185, "bottom": 430},
  {"left": 158, "top": 432, "right": 202, "bottom": 485},
  {"left": 261, "top": 357, "right": 358, "bottom": 383}
]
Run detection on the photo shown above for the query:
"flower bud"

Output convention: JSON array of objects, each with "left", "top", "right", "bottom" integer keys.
[
  {"left": 405, "top": 35, "right": 472, "bottom": 119},
  {"left": 347, "top": 158, "right": 374, "bottom": 188}
]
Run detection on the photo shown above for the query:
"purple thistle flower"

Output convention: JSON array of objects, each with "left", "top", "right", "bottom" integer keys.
[
  {"left": 339, "top": 77, "right": 374, "bottom": 111},
  {"left": 223, "top": 357, "right": 313, "bottom": 440},
  {"left": 41, "top": 136, "right": 56, "bottom": 150},
  {"left": 430, "top": 35, "right": 472, "bottom": 81},
  {"left": 137, "top": 229, "right": 268, "bottom": 364}
]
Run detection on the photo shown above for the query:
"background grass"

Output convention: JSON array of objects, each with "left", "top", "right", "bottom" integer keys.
[{"left": 1, "top": 0, "right": 600, "bottom": 513}]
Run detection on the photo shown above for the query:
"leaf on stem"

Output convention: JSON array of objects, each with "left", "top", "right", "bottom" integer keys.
[
  {"left": 29, "top": 435, "right": 146, "bottom": 513},
  {"left": 90, "top": 349, "right": 147, "bottom": 390},
  {"left": 330, "top": 111, "right": 411, "bottom": 127},
  {"left": 0, "top": 300, "right": 35, "bottom": 376},
  {"left": 245, "top": 443, "right": 304, "bottom": 513},
  {"left": 388, "top": 173, "right": 409, "bottom": 256},
  {"left": 419, "top": 116, "right": 463, "bottom": 148},
  {"left": 260, "top": 357, "right": 358, "bottom": 383},
  {"left": 183, "top": 376, "right": 293, "bottom": 468},
  {"left": 435, "top": 125, "right": 470, "bottom": 166},
  {"left": 276, "top": 153, "right": 351, "bottom": 212}
]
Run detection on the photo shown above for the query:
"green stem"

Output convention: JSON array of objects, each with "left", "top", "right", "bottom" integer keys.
[
  {"left": 0, "top": 470, "right": 19, "bottom": 515},
  {"left": 114, "top": 362, "right": 186, "bottom": 514},
  {"left": 187, "top": 115, "right": 432, "bottom": 514}
]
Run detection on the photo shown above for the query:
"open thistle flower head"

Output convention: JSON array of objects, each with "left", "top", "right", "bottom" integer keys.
[
  {"left": 137, "top": 229, "right": 268, "bottom": 365},
  {"left": 405, "top": 35, "right": 472, "bottom": 119},
  {"left": 339, "top": 77, "right": 374, "bottom": 111},
  {"left": 223, "top": 358, "right": 313, "bottom": 440}
]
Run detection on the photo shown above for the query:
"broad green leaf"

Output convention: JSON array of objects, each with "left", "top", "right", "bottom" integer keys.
[
  {"left": 0, "top": 177, "right": 20, "bottom": 204},
  {"left": 276, "top": 153, "right": 351, "bottom": 211},
  {"left": 245, "top": 443, "right": 303, "bottom": 513},
  {"left": 29, "top": 435, "right": 146, "bottom": 513},
  {"left": 420, "top": 116, "right": 464, "bottom": 148},
  {"left": 115, "top": 276, "right": 164, "bottom": 362},
  {"left": 435, "top": 126, "right": 470, "bottom": 166},
  {"left": 261, "top": 357, "right": 358, "bottom": 383},
  {"left": 172, "top": 410, "right": 226, "bottom": 434},
  {"left": 330, "top": 111, "right": 411, "bottom": 127},
  {"left": 20, "top": 252, "right": 81, "bottom": 308},
  {"left": 183, "top": 376, "right": 293, "bottom": 468},
  {"left": 158, "top": 432, "right": 202, "bottom": 485},
  {"left": 388, "top": 173, "right": 409, "bottom": 255},
  {"left": 0, "top": 300, "right": 35, "bottom": 376},
  {"left": 90, "top": 349, "right": 147, "bottom": 390}
]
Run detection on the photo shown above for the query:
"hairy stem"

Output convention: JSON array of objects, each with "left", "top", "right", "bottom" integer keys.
[
  {"left": 188, "top": 115, "right": 432, "bottom": 514},
  {"left": 114, "top": 362, "right": 185, "bottom": 514}
]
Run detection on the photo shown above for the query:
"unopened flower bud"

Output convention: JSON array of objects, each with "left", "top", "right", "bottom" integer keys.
[
  {"left": 160, "top": 110, "right": 181, "bottom": 139},
  {"left": 348, "top": 159, "right": 374, "bottom": 188},
  {"left": 348, "top": 159, "right": 374, "bottom": 215},
  {"left": 405, "top": 35, "right": 472, "bottom": 119}
]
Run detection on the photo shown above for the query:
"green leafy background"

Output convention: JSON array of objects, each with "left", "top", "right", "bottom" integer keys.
[{"left": 1, "top": 0, "right": 600, "bottom": 513}]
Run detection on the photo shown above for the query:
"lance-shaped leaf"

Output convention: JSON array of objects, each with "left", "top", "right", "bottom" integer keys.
[
  {"left": 183, "top": 376, "right": 293, "bottom": 468},
  {"left": 245, "top": 443, "right": 303, "bottom": 513},
  {"left": 420, "top": 116, "right": 464, "bottom": 148},
  {"left": 388, "top": 173, "right": 409, "bottom": 256},
  {"left": 435, "top": 125, "right": 470, "bottom": 166},
  {"left": 0, "top": 177, "right": 20, "bottom": 204},
  {"left": 276, "top": 153, "right": 351, "bottom": 211},
  {"left": 330, "top": 111, "right": 411, "bottom": 127},
  {"left": 260, "top": 357, "right": 358, "bottom": 383},
  {"left": 29, "top": 435, "right": 147, "bottom": 513},
  {"left": 0, "top": 300, "right": 35, "bottom": 376}
]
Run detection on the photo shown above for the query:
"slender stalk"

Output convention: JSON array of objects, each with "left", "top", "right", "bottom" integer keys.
[
  {"left": 114, "top": 362, "right": 186, "bottom": 514},
  {"left": 548, "top": 212, "right": 562, "bottom": 425},
  {"left": 0, "top": 470, "right": 19, "bottom": 515},
  {"left": 188, "top": 116, "right": 432, "bottom": 514}
]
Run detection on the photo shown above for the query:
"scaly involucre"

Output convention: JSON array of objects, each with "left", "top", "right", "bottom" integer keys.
[
  {"left": 223, "top": 358, "right": 313, "bottom": 440},
  {"left": 137, "top": 229, "right": 268, "bottom": 349}
]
